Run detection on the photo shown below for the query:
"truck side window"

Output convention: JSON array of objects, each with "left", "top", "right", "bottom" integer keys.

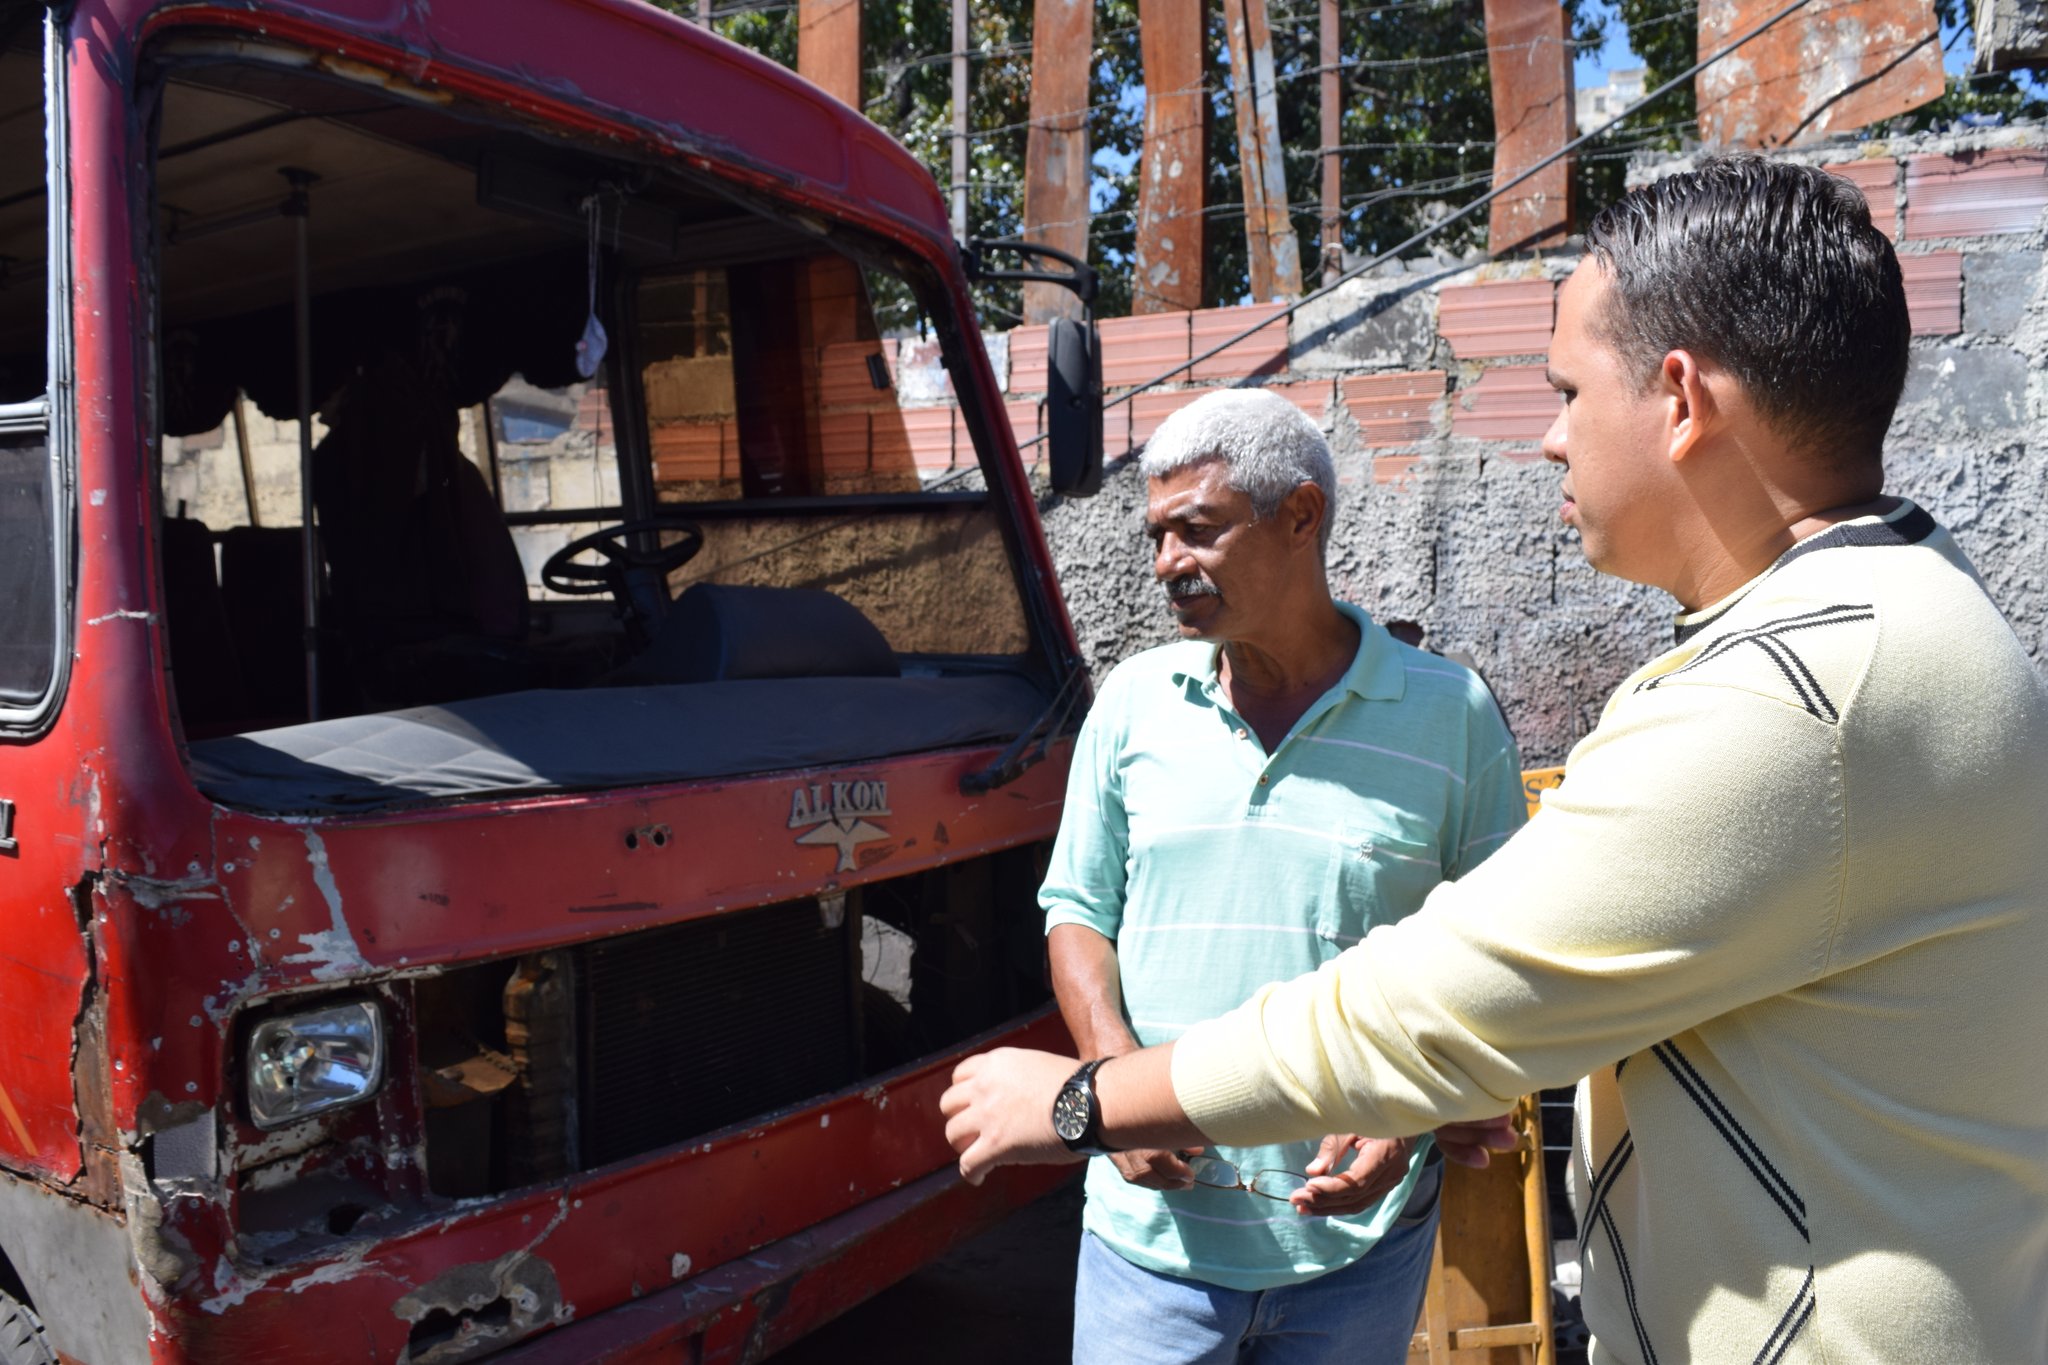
[
  {"left": 642, "top": 258, "right": 1032, "bottom": 659},
  {"left": 0, "top": 14, "right": 55, "bottom": 711}
]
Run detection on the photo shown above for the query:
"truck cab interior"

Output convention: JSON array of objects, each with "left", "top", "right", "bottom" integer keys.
[{"left": 79, "top": 31, "right": 1062, "bottom": 814}]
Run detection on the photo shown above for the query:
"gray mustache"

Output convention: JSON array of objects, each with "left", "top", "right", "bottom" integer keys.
[{"left": 1165, "top": 577, "right": 1221, "bottom": 601}]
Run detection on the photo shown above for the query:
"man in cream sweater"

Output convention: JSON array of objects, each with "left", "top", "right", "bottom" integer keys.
[{"left": 943, "top": 155, "right": 2048, "bottom": 1364}]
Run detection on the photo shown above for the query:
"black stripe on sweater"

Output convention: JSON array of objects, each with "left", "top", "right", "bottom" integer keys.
[
  {"left": 1651, "top": 1042, "right": 1809, "bottom": 1240},
  {"left": 1755, "top": 1267, "right": 1817, "bottom": 1365},
  {"left": 1599, "top": 1203, "right": 1660, "bottom": 1365},
  {"left": 1644, "top": 605, "right": 1875, "bottom": 722},
  {"left": 1577, "top": 1130, "right": 1634, "bottom": 1262},
  {"left": 1671, "top": 503, "right": 1934, "bottom": 647}
]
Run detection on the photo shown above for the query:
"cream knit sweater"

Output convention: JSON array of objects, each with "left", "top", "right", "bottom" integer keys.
[{"left": 1172, "top": 502, "right": 2048, "bottom": 1363}]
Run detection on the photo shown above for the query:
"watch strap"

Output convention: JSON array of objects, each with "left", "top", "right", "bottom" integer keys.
[{"left": 1057, "top": 1057, "right": 1120, "bottom": 1157}]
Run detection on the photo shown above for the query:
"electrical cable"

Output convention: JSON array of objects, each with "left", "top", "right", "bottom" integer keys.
[{"left": 1011, "top": 0, "right": 1824, "bottom": 451}]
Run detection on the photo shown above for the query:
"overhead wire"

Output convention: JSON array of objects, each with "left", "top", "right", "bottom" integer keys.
[{"left": 1012, "top": 0, "right": 1826, "bottom": 451}]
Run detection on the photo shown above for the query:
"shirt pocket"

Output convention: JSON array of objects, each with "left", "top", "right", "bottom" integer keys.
[{"left": 1317, "top": 818, "right": 1446, "bottom": 947}]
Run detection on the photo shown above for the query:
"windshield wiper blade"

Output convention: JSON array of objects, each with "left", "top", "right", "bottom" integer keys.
[{"left": 960, "top": 663, "right": 1090, "bottom": 795}]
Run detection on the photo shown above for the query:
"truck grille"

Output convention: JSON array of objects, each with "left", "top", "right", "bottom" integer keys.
[{"left": 576, "top": 898, "right": 857, "bottom": 1168}]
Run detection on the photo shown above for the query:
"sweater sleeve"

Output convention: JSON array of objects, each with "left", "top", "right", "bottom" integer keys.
[{"left": 1172, "top": 677, "right": 1849, "bottom": 1145}]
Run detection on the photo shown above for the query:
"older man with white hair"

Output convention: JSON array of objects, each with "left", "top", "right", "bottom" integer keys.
[{"left": 1043, "top": 388, "right": 1525, "bottom": 1364}]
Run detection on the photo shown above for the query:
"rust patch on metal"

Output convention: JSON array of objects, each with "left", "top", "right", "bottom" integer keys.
[
  {"left": 1022, "top": 0, "right": 1094, "bottom": 323},
  {"left": 69, "top": 883, "right": 120, "bottom": 1208},
  {"left": 1483, "top": 0, "right": 1574, "bottom": 254},
  {"left": 1134, "top": 0, "right": 1208, "bottom": 313},
  {"left": 1698, "top": 0, "right": 1943, "bottom": 149},
  {"left": 393, "top": 1250, "right": 567, "bottom": 1365},
  {"left": 504, "top": 955, "right": 578, "bottom": 1184},
  {"left": 1223, "top": 0, "right": 1303, "bottom": 300}
]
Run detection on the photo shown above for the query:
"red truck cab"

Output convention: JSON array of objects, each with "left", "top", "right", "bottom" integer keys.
[{"left": 0, "top": 1, "right": 1091, "bottom": 1358}]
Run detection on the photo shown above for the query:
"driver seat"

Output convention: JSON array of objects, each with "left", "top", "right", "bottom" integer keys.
[{"left": 313, "top": 358, "right": 533, "bottom": 708}]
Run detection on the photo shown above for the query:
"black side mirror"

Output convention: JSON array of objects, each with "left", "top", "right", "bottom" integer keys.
[
  {"left": 1046, "top": 317, "right": 1102, "bottom": 497},
  {"left": 963, "top": 238, "right": 1104, "bottom": 498}
]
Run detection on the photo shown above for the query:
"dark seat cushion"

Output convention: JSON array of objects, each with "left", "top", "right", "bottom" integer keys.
[{"left": 607, "top": 583, "right": 899, "bottom": 686}]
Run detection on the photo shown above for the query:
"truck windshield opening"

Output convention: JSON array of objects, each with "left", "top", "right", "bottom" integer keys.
[{"left": 139, "top": 41, "right": 1046, "bottom": 814}]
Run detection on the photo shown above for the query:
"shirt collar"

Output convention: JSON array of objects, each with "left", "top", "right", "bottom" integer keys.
[
  {"left": 1169, "top": 602, "right": 1406, "bottom": 703},
  {"left": 1671, "top": 498, "right": 1935, "bottom": 645}
]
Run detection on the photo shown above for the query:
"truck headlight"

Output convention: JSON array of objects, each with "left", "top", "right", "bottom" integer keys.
[{"left": 246, "top": 1001, "right": 384, "bottom": 1130}]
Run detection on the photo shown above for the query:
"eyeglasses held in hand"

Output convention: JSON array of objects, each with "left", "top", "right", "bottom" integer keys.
[{"left": 1185, "top": 1155, "right": 1313, "bottom": 1202}]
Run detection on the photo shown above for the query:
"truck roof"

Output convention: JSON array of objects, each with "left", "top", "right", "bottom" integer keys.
[{"left": 124, "top": 0, "right": 956, "bottom": 254}]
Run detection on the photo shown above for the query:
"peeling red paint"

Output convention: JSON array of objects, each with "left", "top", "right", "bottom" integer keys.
[
  {"left": 1698, "top": 0, "right": 1943, "bottom": 148},
  {"left": 2, "top": 1, "right": 1087, "bottom": 1359}
]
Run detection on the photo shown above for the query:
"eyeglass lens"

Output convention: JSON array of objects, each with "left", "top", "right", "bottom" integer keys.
[{"left": 1186, "top": 1157, "right": 1312, "bottom": 1201}]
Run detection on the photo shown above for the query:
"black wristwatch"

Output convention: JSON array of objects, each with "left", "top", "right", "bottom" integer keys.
[{"left": 1052, "top": 1058, "right": 1121, "bottom": 1156}]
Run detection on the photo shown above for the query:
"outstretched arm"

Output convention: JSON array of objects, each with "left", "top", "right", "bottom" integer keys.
[
  {"left": 941, "top": 1043, "right": 1193, "bottom": 1184},
  {"left": 939, "top": 1044, "right": 1519, "bottom": 1184},
  {"left": 949, "top": 681, "right": 1841, "bottom": 1181}
]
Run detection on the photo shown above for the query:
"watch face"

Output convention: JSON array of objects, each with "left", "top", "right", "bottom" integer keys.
[{"left": 1052, "top": 1083, "right": 1090, "bottom": 1142}]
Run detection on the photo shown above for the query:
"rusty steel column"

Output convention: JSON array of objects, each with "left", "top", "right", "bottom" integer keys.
[
  {"left": 1021, "top": 0, "right": 1093, "bottom": 321},
  {"left": 1698, "top": 0, "right": 1941, "bottom": 147},
  {"left": 1134, "top": 0, "right": 1206, "bottom": 314},
  {"left": 798, "top": 0, "right": 861, "bottom": 107},
  {"left": 1319, "top": 0, "right": 1341, "bottom": 285},
  {"left": 1482, "top": 0, "right": 1573, "bottom": 255},
  {"left": 1223, "top": 0, "right": 1302, "bottom": 300}
]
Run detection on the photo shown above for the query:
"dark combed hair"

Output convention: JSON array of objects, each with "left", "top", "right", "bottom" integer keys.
[{"left": 1583, "top": 155, "right": 1910, "bottom": 471}]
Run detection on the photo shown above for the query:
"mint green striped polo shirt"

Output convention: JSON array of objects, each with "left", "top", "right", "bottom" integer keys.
[{"left": 1042, "top": 603, "right": 1526, "bottom": 1291}]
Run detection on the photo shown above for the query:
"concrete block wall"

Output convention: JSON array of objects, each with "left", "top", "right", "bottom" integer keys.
[{"left": 975, "top": 128, "right": 2048, "bottom": 765}]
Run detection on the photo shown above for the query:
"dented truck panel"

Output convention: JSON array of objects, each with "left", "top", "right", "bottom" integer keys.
[{"left": 0, "top": 0, "right": 1084, "bottom": 1358}]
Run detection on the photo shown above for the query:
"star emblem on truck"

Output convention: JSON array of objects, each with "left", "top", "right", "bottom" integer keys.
[{"left": 789, "top": 779, "right": 893, "bottom": 872}]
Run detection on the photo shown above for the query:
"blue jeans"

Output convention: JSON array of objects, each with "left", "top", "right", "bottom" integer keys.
[{"left": 1072, "top": 1156, "right": 1443, "bottom": 1365}]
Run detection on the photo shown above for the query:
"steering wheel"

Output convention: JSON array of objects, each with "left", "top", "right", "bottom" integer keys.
[{"left": 541, "top": 516, "right": 705, "bottom": 637}]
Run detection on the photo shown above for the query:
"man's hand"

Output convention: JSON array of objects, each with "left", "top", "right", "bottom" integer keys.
[
  {"left": 941, "top": 1048, "right": 1086, "bottom": 1185},
  {"left": 1432, "top": 1113, "right": 1522, "bottom": 1168},
  {"left": 1110, "top": 1148, "right": 1201, "bottom": 1190},
  {"left": 1289, "top": 1134, "right": 1416, "bottom": 1216}
]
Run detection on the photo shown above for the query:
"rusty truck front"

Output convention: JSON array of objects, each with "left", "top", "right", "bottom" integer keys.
[{"left": 0, "top": 0, "right": 1099, "bottom": 1358}]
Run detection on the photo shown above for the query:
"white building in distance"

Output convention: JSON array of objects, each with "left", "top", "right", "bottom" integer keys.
[{"left": 1577, "top": 67, "right": 1647, "bottom": 134}]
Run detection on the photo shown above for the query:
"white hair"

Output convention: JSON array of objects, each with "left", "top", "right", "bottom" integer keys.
[{"left": 1138, "top": 388, "right": 1336, "bottom": 553}]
